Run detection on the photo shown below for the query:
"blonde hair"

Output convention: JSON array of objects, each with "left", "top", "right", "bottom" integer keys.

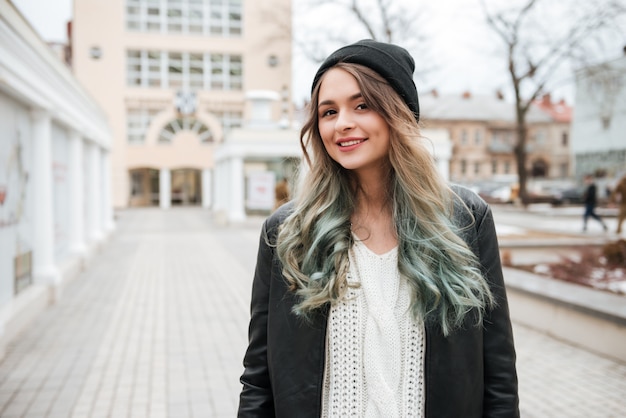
[{"left": 276, "top": 63, "right": 493, "bottom": 335}]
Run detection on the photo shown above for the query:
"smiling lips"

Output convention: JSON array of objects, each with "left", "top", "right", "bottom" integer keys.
[{"left": 337, "top": 138, "right": 366, "bottom": 149}]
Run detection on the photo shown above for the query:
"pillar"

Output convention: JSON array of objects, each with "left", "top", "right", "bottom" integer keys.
[
  {"left": 87, "top": 143, "right": 103, "bottom": 242},
  {"left": 31, "top": 110, "right": 59, "bottom": 285},
  {"left": 229, "top": 157, "right": 245, "bottom": 222},
  {"left": 102, "top": 151, "right": 115, "bottom": 232},
  {"left": 68, "top": 131, "right": 86, "bottom": 257},
  {"left": 160, "top": 168, "right": 171, "bottom": 209},
  {"left": 201, "top": 168, "right": 212, "bottom": 209}
]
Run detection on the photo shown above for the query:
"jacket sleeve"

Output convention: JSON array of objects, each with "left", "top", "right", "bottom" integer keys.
[
  {"left": 238, "top": 219, "right": 276, "bottom": 417},
  {"left": 475, "top": 205, "right": 520, "bottom": 417}
]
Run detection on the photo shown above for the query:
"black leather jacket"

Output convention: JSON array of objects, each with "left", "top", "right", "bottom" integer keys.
[{"left": 239, "top": 186, "right": 519, "bottom": 417}]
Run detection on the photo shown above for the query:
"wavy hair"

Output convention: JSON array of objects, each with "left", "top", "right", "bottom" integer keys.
[{"left": 276, "top": 62, "right": 494, "bottom": 335}]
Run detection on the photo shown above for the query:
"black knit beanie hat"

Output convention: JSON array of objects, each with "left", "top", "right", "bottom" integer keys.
[{"left": 312, "top": 39, "right": 420, "bottom": 122}]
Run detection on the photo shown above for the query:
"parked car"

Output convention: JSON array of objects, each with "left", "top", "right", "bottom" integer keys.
[{"left": 550, "top": 186, "right": 586, "bottom": 206}]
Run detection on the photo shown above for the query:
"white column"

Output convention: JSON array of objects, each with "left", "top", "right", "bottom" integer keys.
[
  {"left": 68, "top": 131, "right": 86, "bottom": 257},
  {"left": 86, "top": 142, "right": 103, "bottom": 243},
  {"left": 102, "top": 151, "right": 115, "bottom": 232},
  {"left": 160, "top": 168, "right": 171, "bottom": 209},
  {"left": 229, "top": 157, "right": 246, "bottom": 222},
  {"left": 201, "top": 168, "right": 212, "bottom": 209},
  {"left": 214, "top": 162, "right": 224, "bottom": 212},
  {"left": 31, "top": 110, "right": 59, "bottom": 285}
]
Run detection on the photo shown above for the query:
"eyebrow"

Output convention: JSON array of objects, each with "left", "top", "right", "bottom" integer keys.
[{"left": 318, "top": 92, "right": 363, "bottom": 108}]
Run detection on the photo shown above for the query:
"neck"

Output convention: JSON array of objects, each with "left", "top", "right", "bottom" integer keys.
[{"left": 354, "top": 172, "right": 388, "bottom": 209}]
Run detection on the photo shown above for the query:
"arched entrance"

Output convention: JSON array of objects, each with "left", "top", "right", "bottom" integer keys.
[
  {"left": 129, "top": 167, "right": 159, "bottom": 207},
  {"left": 531, "top": 159, "right": 548, "bottom": 178},
  {"left": 171, "top": 168, "right": 201, "bottom": 205}
]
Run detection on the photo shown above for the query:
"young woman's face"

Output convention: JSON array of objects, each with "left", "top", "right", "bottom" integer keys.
[{"left": 317, "top": 68, "right": 391, "bottom": 176}]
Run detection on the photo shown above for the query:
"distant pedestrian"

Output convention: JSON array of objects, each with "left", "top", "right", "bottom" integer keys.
[
  {"left": 273, "top": 177, "right": 290, "bottom": 210},
  {"left": 610, "top": 175, "right": 626, "bottom": 234},
  {"left": 582, "top": 174, "right": 608, "bottom": 232}
]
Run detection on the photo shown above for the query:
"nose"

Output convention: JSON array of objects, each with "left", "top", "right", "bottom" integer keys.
[{"left": 335, "top": 110, "right": 355, "bottom": 132}]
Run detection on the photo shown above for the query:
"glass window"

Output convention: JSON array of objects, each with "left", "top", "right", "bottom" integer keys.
[
  {"left": 228, "top": 55, "right": 242, "bottom": 90},
  {"left": 168, "top": 52, "right": 183, "bottom": 89},
  {"left": 126, "top": 0, "right": 242, "bottom": 36},
  {"left": 126, "top": 50, "right": 142, "bottom": 85},
  {"left": 189, "top": 53, "right": 204, "bottom": 89},
  {"left": 167, "top": 0, "right": 183, "bottom": 33},
  {"left": 147, "top": 51, "right": 162, "bottom": 87},
  {"left": 127, "top": 108, "right": 159, "bottom": 144},
  {"left": 210, "top": 54, "right": 224, "bottom": 89},
  {"left": 214, "top": 110, "right": 243, "bottom": 133},
  {"left": 159, "top": 117, "right": 213, "bottom": 144}
]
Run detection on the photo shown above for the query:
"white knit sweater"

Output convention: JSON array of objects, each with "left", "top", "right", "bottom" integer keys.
[{"left": 322, "top": 237, "right": 426, "bottom": 417}]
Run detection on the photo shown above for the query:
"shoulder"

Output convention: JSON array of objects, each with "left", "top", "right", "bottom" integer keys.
[
  {"left": 450, "top": 184, "right": 490, "bottom": 224},
  {"left": 264, "top": 201, "right": 295, "bottom": 237}
]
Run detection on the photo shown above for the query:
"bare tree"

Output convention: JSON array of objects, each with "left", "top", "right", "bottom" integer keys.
[
  {"left": 481, "top": 0, "right": 626, "bottom": 205},
  {"left": 294, "top": 0, "right": 431, "bottom": 72}
]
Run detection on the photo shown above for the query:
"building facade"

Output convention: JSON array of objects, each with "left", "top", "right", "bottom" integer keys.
[
  {"left": 570, "top": 52, "right": 626, "bottom": 185},
  {"left": 72, "top": 0, "right": 293, "bottom": 209},
  {"left": 0, "top": 0, "right": 112, "bottom": 351},
  {"left": 420, "top": 91, "right": 573, "bottom": 187}
]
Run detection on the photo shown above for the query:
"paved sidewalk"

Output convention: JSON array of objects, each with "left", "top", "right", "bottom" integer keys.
[{"left": 0, "top": 208, "right": 625, "bottom": 417}]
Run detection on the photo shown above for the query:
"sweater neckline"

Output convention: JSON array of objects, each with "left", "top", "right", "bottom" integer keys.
[{"left": 352, "top": 233, "right": 398, "bottom": 258}]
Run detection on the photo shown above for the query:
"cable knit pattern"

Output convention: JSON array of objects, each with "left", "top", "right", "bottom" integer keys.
[{"left": 322, "top": 237, "right": 425, "bottom": 417}]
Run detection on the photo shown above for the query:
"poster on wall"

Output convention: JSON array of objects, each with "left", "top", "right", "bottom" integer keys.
[
  {"left": 247, "top": 171, "right": 276, "bottom": 211},
  {"left": 0, "top": 105, "right": 34, "bottom": 300}
]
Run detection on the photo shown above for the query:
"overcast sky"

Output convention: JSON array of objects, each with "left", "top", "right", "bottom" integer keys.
[{"left": 11, "top": 0, "right": 624, "bottom": 106}]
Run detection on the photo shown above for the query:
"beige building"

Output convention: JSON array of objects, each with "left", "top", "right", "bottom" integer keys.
[
  {"left": 421, "top": 91, "right": 572, "bottom": 186},
  {"left": 72, "top": 0, "right": 293, "bottom": 209}
]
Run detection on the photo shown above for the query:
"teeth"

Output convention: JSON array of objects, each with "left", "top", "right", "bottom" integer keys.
[{"left": 339, "top": 140, "right": 363, "bottom": 147}]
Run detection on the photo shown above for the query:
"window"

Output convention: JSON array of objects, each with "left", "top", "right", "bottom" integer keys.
[
  {"left": 460, "top": 160, "right": 467, "bottom": 175},
  {"left": 460, "top": 129, "right": 468, "bottom": 145},
  {"left": 189, "top": 53, "right": 204, "bottom": 89},
  {"left": 147, "top": 51, "right": 162, "bottom": 87},
  {"left": 159, "top": 117, "right": 213, "bottom": 143},
  {"left": 210, "top": 0, "right": 242, "bottom": 36},
  {"left": 475, "top": 129, "right": 482, "bottom": 145},
  {"left": 127, "top": 108, "right": 160, "bottom": 144},
  {"left": 474, "top": 162, "right": 480, "bottom": 175},
  {"left": 146, "top": 0, "right": 161, "bottom": 32},
  {"left": 125, "top": 0, "right": 242, "bottom": 36},
  {"left": 127, "top": 50, "right": 142, "bottom": 85},
  {"left": 214, "top": 110, "right": 243, "bottom": 132},
  {"left": 535, "top": 129, "right": 546, "bottom": 145},
  {"left": 168, "top": 52, "right": 184, "bottom": 89},
  {"left": 504, "top": 161, "right": 511, "bottom": 174},
  {"left": 128, "top": 49, "right": 242, "bottom": 91},
  {"left": 491, "top": 160, "right": 497, "bottom": 175},
  {"left": 561, "top": 131, "right": 568, "bottom": 146},
  {"left": 210, "top": 53, "right": 243, "bottom": 90},
  {"left": 167, "top": 0, "right": 184, "bottom": 33}
]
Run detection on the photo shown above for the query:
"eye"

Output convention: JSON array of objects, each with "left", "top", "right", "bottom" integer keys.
[
  {"left": 356, "top": 103, "right": 368, "bottom": 110},
  {"left": 320, "top": 108, "right": 336, "bottom": 117}
]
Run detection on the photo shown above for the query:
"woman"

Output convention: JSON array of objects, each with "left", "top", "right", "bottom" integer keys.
[{"left": 239, "top": 39, "right": 519, "bottom": 417}]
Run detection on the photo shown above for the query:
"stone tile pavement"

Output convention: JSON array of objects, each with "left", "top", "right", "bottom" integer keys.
[{"left": 0, "top": 208, "right": 625, "bottom": 417}]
